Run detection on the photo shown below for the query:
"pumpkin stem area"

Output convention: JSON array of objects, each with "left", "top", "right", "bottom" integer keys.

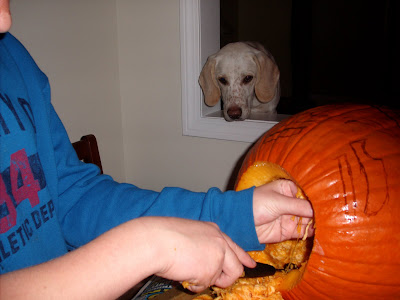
[{"left": 221, "top": 161, "right": 315, "bottom": 299}]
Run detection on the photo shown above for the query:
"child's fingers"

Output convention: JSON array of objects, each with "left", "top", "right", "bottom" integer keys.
[
  {"left": 222, "top": 233, "right": 256, "bottom": 268},
  {"left": 275, "top": 195, "right": 314, "bottom": 218},
  {"left": 0, "top": 0, "right": 12, "bottom": 33},
  {"left": 213, "top": 246, "right": 243, "bottom": 288}
]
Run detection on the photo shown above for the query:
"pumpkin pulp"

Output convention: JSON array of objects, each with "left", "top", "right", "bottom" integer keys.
[
  {"left": 192, "top": 161, "right": 314, "bottom": 300},
  {"left": 235, "top": 161, "right": 313, "bottom": 298}
]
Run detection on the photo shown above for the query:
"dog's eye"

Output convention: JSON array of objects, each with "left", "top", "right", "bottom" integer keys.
[
  {"left": 218, "top": 77, "right": 228, "bottom": 85},
  {"left": 243, "top": 75, "right": 253, "bottom": 84}
]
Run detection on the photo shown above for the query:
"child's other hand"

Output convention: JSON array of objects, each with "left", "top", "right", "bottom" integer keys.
[{"left": 253, "top": 180, "right": 314, "bottom": 244}]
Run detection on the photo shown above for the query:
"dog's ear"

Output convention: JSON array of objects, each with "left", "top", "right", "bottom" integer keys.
[
  {"left": 253, "top": 51, "right": 280, "bottom": 103},
  {"left": 199, "top": 56, "right": 221, "bottom": 106}
]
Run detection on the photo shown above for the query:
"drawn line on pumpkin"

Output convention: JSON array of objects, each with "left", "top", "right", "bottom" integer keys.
[
  {"left": 372, "top": 105, "right": 400, "bottom": 128},
  {"left": 258, "top": 125, "right": 312, "bottom": 169},
  {"left": 344, "top": 117, "right": 398, "bottom": 135},
  {"left": 246, "top": 106, "right": 367, "bottom": 172},
  {"left": 262, "top": 126, "right": 307, "bottom": 143},
  {"left": 260, "top": 108, "right": 379, "bottom": 180},
  {"left": 300, "top": 104, "right": 360, "bottom": 121},
  {"left": 305, "top": 104, "right": 369, "bottom": 121},
  {"left": 337, "top": 154, "right": 357, "bottom": 218},
  {"left": 349, "top": 139, "right": 389, "bottom": 216}
]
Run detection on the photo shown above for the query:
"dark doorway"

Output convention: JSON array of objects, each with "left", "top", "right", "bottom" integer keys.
[{"left": 221, "top": 0, "right": 400, "bottom": 114}]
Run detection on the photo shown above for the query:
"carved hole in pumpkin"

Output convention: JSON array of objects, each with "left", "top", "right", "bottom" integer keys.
[{"left": 232, "top": 161, "right": 315, "bottom": 297}]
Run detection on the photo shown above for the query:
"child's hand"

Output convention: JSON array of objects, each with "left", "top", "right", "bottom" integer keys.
[
  {"left": 253, "top": 180, "right": 314, "bottom": 244},
  {"left": 145, "top": 217, "right": 256, "bottom": 293}
]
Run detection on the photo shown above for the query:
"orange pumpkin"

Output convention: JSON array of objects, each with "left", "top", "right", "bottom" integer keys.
[{"left": 235, "top": 104, "right": 400, "bottom": 299}]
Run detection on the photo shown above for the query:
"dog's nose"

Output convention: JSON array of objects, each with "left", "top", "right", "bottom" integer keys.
[{"left": 227, "top": 106, "right": 242, "bottom": 120}]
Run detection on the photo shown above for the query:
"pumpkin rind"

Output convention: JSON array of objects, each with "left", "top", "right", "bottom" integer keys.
[{"left": 235, "top": 105, "right": 400, "bottom": 299}]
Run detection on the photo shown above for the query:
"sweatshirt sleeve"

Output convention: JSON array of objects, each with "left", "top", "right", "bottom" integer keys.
[
  {"left": 47, "top": 105, "right": 264, "bottom": 252},
  {"left": 6, "top": 31, "right": 263, "bottom": 252}
]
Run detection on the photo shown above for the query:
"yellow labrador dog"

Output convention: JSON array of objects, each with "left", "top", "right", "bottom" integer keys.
[{"left": 199, "top": 42, "right": 280, "bottom": 121}]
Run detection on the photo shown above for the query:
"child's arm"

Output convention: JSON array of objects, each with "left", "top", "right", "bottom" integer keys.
[
  {"left": 0, "top": 217, "right": 255, "bottom": 299},
  {"left": 0, "top": 180, "right": 314, "bottom": 299}
]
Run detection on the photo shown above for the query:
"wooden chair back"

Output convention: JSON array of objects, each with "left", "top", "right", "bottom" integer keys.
[{"left": 72, "top": 134, "right": 103, "bottom": 174}]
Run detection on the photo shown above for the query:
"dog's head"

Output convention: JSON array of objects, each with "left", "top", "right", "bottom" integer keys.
[{"left": 199, "top": 42, "right": 280, "bottom": 121}]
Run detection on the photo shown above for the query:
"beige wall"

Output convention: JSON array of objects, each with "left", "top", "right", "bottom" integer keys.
[
  {"left": 10, "top": 0, "right": 252, "bottom": 192},
  {"left": 10, "top": 0, "right": 125, "bottom": 182}
]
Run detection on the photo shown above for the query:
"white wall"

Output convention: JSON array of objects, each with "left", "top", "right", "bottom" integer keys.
[{"left": 10, "top": 0, "right": 253, "bottom": 192}]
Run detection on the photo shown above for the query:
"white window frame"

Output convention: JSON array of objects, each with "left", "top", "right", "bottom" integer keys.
[{"left": 180, "top": 0, "right": 286, "bottom": 143}]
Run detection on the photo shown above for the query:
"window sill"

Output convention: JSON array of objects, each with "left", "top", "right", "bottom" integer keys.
[
  {"left": 180, "top": 0, "right": 288, "bottom": 143},
  {"left": 185, "top": 111, "right": 290, "bottom": 143}
]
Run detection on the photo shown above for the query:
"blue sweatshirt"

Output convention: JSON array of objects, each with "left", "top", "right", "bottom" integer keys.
[{"left": 0, "top": 33, "right": 262, "bottom": 274}]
